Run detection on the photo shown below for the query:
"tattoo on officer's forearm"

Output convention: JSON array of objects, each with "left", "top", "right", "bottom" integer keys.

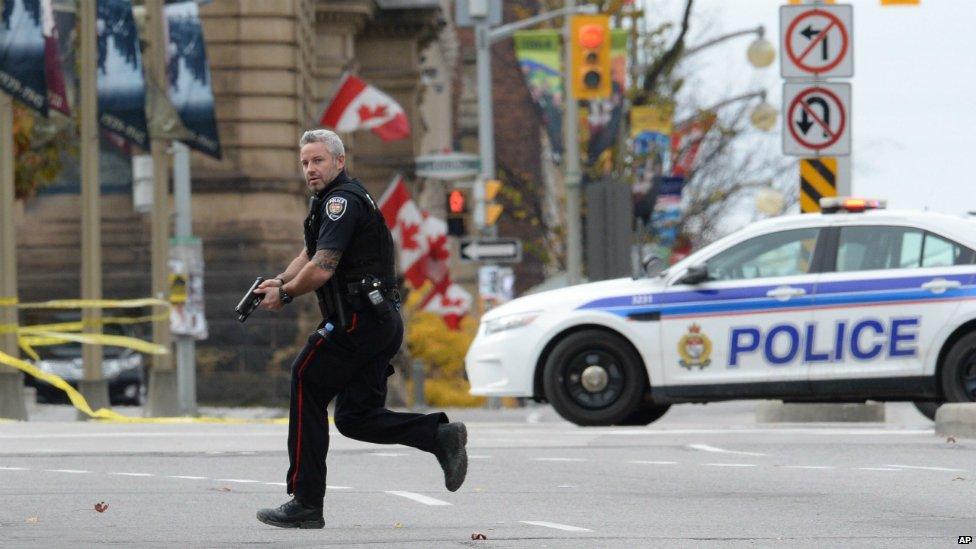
[{"left": 312, "top": 249, "right": 341, "bottom": 272}]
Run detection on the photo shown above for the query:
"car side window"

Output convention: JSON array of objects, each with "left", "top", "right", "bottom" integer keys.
[
  {"left": 836, "top": 225, "right": 975, "bottom": 272},
  {"left": 706, "top": 228, "right": 820, "bottom": 281},
  {"left": 922, "top": 232, "right": 975, "bottom": 267}
]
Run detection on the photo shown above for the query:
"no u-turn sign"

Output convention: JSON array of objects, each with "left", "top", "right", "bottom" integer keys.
[{"left": 783, "top": 82, "right": 851, "bottom": 156}]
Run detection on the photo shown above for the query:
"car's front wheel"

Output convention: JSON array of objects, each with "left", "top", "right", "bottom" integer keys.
[
  {"left": 941, "top": 332, "right": 976, "bottom": 403},
  {"left": 543, "top": 329, "right": 647, "bottom": 426}
]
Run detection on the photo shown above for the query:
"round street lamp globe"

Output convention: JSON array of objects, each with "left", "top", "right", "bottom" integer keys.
[
  {"left": 750, "top": 101, "right": 778, "bottom": 132},
  {"left": 746, "top": 38, "right": 776, "bottom": 68},
  {"left": 756, "top": 188, "right": 786, "bottom": 216}
]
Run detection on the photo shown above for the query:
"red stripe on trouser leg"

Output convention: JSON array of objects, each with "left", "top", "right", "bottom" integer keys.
[{"left": 290, "top": 338, "right": 324, "bottom": 491}]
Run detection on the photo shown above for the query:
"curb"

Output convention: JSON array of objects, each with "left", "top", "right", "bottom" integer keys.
[
  {"left": 756, "top": 401, "right": 885, "bottom": 423},
  {"left": 934, "top": 403, "right": 976, "bottom": 439}
]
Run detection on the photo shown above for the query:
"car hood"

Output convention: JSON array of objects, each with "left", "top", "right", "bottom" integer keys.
[{"left": 483, "top": 276, "right": 667, "bottom": 320}]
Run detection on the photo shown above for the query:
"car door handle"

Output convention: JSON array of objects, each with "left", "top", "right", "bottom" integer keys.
[
  {"left": 766, "top": 286, "right": 806, "bottom": 301},
  {"left": 921, "top": 278, "right": 961, "bottom": 294}
]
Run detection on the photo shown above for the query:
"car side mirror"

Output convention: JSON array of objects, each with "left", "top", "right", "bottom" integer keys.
[
  {"left": 641, "top": 254, "right": 665, "bottom": 277},
  {"left": 677, "top": 264, "right": 709, "bottom": 285}
]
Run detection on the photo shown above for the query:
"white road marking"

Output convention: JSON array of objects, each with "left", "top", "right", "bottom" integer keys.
[
  {"left": 0, "top": 466, "right": 28, "bottom": 471},
  {"left": 170, "top": 475, "right": 207, "bottom": 480},
  {"left": 263, "top": 482, "right": 286, "bottom": 486},
  {"left": 328, "top": 485, "right": 353, "bottom": 490},
  {"left": 557, "top": 485, "right": 577, "bottom": 488},
  {"left": 520, "top": 520, "right": 592, "bottom": 532},
  {"left": 857, "top": 467, "right": 901, "bottom": 472},
  {"left": 46, "top": 469, "right": 88, "bottom": 474},
  {"left": 112, "top": 472, "right": 154, "bottom": 477},
  {"left": 534, "top": 457, "right": 587, "bottom": 462},
  {"left": 215, "top": 478, "right": 260, "bottom": 483},
  {"left": 386, "top": 491, "right": 451, "bottom": 506},
  {"left": 627, "top": 460, "right": 678, "bottom": 465},
  {"left": 469, "top": 455, "right": 491, "bottom": 460},
  {"left": 782, "top": 465, "right": 834, "bottom": 470},
  {"left": 688, "top": 444, "right": 767, "bottom": 457},
  {"left": 370, "top": 452, "right": 407, "bottom": 457},
  {"left": 704, "top": 463, "right": 757, "bottom": 468},
  {"left": 885, "top": 464, "right": 967, "bottom": 472}
]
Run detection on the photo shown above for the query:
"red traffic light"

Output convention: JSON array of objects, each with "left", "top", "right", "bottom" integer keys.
[
  {"left": 578, "top": 24, "right": 605, "bottom": 49},
  {"left": 448, "top": 190, "right": 466, "bottom": 214}
]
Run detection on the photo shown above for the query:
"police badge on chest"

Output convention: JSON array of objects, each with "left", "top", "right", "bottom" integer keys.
[{"left": 326, "top": 196, "right": 347, "bottom": 220}]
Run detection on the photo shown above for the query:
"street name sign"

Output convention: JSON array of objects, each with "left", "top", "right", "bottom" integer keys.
[
  {"left": 782, "top": 82, "right": 851, "bottom": 157},
  {"left": 780, "top": 4, "right": 853, "bottom": 78},
  {"left": 460, "top": 238, "right": 522, "bottom": 263},
  {"left": 415, "top": 153, "right": 481, "bottom": 180}
]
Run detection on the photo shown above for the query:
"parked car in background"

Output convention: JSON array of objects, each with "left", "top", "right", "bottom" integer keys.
[{"left": 25, "top": 323, "right": 147, "bottom": 406}]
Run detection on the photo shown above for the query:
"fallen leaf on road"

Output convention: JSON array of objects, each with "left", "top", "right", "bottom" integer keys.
[
  {"left": 26, "top": 517, "right": 38, "bottom": 524},
  {"left": 208, "top": 487, "right": 232, "bottom": 492},
  {"left": 394, "top": 522, "right": 403, "bottom": 528},
  {"left": 94, "top": 502, "right": 108, "bottom": 513},
  {"left": 947, "top": 436, "right": 957, "bottom": 444},
  {"left": 953, "top": 476, "right": 966, "bottom": 481},
  {"left": 471, "top": 532, "right": 487, "bottom": 540}
]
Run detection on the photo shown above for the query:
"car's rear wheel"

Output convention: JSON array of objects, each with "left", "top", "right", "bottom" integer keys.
[
  {"left": 940, "top": 332, "right": 976, "bottom": 403},
  {"left": 912, "top": 401, "right": 941, "bottom": 421},
  {"left": 616, "top": 403, "right": 671, "bottom": 426},
  {"left": 543, "top": 329, "right": 646, "bottom": 426}
]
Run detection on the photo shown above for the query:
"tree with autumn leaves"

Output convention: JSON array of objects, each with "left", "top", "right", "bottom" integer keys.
[{"left": 11, "top": 103, "right": 71, "bottom": 199}]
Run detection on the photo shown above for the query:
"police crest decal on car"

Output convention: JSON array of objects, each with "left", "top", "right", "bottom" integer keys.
[
  {"left": 326, "top": 196, "right": 347, "bottom": 220},
  {"left": 678, "top": 323, "right": 712, "bottom": 370}
]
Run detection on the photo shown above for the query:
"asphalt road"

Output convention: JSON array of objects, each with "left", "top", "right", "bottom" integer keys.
[{"left": 0, "top": 402, "right": 973, "bottom": 548}]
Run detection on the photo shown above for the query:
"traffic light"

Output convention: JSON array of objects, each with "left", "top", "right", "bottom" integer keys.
[
  {"left": 570, "top": 15, "right": 611, "bottom": 100},
  {"left": 447, "top": 189, "right": 467, "bottom": 236},
  {"left": 484, "top": 179, "right": 503, "bottom": 227}
]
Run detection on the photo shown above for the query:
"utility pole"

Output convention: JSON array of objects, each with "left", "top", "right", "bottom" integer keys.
[
  {"left": 563, "top": 0, "right": 583, "bottom": 285},
  {"left": 0, "top": 92, "right": 28, "bottom": 420},
  {"left": 145, "top": 0, "right": 177, "bottom": 416},
  {"left": 79, "top": 0, "right": 110, "bottom": 416},
  {"left": 172, "top": 141, "right": 197, "bottom": 416}
]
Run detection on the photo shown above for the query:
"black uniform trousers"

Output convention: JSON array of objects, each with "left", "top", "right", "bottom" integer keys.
[{"left": 285, "top": 310, "right": 447, "bottom": 506}]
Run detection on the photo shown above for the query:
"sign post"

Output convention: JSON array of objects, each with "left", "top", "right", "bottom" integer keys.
[{"left": 781, "top": 2, "right": 854, "bottom": 205}]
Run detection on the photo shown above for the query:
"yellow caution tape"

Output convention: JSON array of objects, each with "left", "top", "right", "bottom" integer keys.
[
  {"left": 0, "top": 297, "right": 17, "bottom": 307},
  {"left": 15, "top": 298, "right": 170, "bottom": 310},
  {"left": 25, "top": 331, "right": 168, "bottom": 355},
  {"left": 0, "top": 349, "right": 288, "bottom": 424}
]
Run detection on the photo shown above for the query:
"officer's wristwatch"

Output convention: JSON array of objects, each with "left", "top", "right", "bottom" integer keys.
[{"left": 279, "top": 288, "right": 294, "bottom": 305}]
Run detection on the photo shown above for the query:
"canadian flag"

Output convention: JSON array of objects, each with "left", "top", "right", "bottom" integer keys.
[
  {"left": 319, "top": 74, "right": 411, "bottom": 142},
  {"left": 378, "top": 175, "right": 428, "bottom": 288},
  {"left": 422, "top": 280, "right": 473, "bottom": 331}
]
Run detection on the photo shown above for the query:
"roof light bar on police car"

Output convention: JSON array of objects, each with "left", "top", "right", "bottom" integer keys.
[{"left": 820, "top": 197, "right": 887, "bottom": 214}]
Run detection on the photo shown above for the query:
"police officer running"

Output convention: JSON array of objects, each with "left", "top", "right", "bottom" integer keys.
[{"left": 253, "top": 129, "right": 468, "bottom": 529}]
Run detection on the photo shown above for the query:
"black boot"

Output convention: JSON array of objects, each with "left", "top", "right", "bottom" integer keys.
[
  {"left": 433, "top": 422, "right": 468, "bottom": 492},
  {"left": 256, "top": 498, "right": 324, "bottom": 529}
]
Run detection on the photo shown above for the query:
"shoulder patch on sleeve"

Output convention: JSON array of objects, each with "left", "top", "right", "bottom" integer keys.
[{"left": 326, "top": 196, "right": 348, "bottom": 221}]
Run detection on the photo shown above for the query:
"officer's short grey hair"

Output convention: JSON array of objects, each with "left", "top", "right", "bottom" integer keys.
[{"left": 299, "top": 129, "right": 345, "bottom": 159}]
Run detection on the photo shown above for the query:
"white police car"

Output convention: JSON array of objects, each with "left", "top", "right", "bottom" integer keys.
[{"left": 465, "top": 198, "right": 976, "bottom": 426}]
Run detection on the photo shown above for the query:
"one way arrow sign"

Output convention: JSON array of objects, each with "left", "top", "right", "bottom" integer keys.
[{"left": 459, "top": 238, "right": 522, "bottom": 263}]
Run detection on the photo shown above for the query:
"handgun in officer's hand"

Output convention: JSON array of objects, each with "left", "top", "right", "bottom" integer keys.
[{"left": 235, "top": 277, "right": 265, "bottom": 323}]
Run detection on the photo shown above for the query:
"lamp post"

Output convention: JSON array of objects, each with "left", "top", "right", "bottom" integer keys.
[{"left": 468, "top": 1, "right": 596, "bottom": 285}]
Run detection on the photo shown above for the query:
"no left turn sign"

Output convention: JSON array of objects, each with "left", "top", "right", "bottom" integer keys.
[
  {"left": 780, "top": 5, "right": 853, "bottom": 78},
  {"left": 782, "top": 82, "right": 851, "bottom": 157}
]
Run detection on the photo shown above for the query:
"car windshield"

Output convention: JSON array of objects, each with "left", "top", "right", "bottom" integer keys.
[{"left": 35, "top": 324, "right": 131, "bottom": 360}]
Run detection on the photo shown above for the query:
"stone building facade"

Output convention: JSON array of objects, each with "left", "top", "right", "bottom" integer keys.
[{"left": 14, "top": 0, "right": 447, "bottom": 404}]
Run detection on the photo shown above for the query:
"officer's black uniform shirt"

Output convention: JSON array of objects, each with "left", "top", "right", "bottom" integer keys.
[{"left": 315, "top": 187, "right": 367, "bottom": 255}]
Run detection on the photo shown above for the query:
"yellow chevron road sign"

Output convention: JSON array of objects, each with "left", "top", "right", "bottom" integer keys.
[{"left": 800, "top": 157, "right": 838, "bottom": 213}]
